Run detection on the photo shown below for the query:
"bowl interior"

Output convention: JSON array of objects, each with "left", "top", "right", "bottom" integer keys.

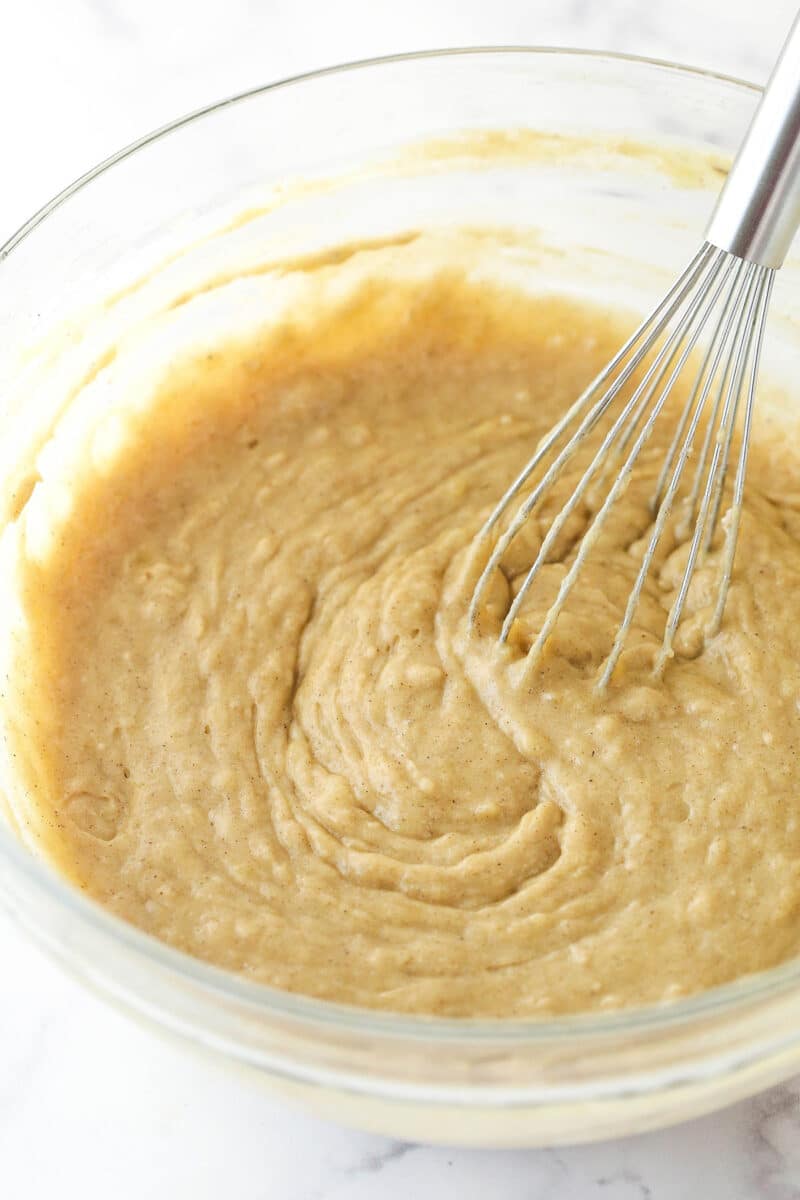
[{"left": 2, "top": 51, "right": 800, "bottom": 1141}]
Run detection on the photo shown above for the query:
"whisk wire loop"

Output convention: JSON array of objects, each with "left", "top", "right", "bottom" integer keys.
[
  {"left": 596, "top": 258, "right": 754, "bottom": 688},
  {"left": 466, "top": 245, "right": 718, "bottom": 630},
  {"left": 656, "top": 265, "right": 770, "bottom": 674},
  {"left": 709, "top": 271, "right": 774, "bottom": 636},
  {"left": 468, "top": 246, "right": 776, "bottom": 686},
  {"left": 500, "top": 250, "right": 733, "bottom": 654}
]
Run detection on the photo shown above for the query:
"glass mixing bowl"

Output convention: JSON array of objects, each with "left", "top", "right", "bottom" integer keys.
[{"left": 2, "top": 48, "right": 800, "bottom": 1149}]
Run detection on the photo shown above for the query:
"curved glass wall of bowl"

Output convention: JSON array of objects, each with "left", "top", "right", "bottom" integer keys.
[{"left": 3, "top": 51, "right": 800, "bottom": 1145}]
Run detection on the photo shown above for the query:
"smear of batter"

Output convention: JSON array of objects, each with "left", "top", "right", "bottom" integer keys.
[{"left": 5, "top": 233, "right": 800, "bottom": 1016}]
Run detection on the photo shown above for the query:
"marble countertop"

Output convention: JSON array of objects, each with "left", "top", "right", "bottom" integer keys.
[{"left": 2, "top": 1, "right": 800, "bottom": 1195}]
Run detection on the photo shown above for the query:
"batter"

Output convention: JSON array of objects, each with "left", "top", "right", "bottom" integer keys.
[{"left": 5, "top": 233, "right": 800, "bottom": 1017}]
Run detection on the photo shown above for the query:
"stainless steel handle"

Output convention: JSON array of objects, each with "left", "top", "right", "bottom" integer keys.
[{"left": 706, "top": 10, "right": 800, "bottom": 267}]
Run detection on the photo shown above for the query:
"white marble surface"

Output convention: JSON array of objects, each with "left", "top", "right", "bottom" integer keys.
[{"left": 3, "top": 1, "right": 800, "bottom": 1196}]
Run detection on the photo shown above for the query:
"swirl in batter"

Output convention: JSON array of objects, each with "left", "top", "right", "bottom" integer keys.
[{"left": 5, "top": 235, "right": 800, "bottom": 1016}]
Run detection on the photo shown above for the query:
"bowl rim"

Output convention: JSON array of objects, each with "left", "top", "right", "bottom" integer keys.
[
  {"left": 2, "top": 44, "right": 789, "bottom": 1049},
  {"left": 1, "top": 44, "right": 760, "bottom": 262}
]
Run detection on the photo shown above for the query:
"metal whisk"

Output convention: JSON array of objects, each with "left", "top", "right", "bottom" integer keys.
[{"left": 469, "top": 15, "right": 800, "bottom": 688}]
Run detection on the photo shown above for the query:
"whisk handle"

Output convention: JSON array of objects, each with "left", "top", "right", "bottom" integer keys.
[{"left": 706, "top": 10, "right": 800, "bottom": 268}]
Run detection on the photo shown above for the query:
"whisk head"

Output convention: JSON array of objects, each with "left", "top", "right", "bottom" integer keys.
[{"left": 468, "top": 243, "right": 775, "bottom": 689}]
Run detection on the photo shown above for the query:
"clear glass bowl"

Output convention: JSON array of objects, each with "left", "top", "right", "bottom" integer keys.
[{"left": 2, "top": 48, "right": 800, "bottom": 1148}]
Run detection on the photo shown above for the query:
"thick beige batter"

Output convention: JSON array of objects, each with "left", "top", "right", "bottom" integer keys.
[{"left": 6, "top": 235, "right": 800, "bottom": 1017}]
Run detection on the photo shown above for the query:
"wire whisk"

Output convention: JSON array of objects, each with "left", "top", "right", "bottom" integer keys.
[
  {"left": 469, "top": 245, "right": 773, "bottom": 687},
  {"left": 469, "top": 12, "right": 800, "bottom": 689}
]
